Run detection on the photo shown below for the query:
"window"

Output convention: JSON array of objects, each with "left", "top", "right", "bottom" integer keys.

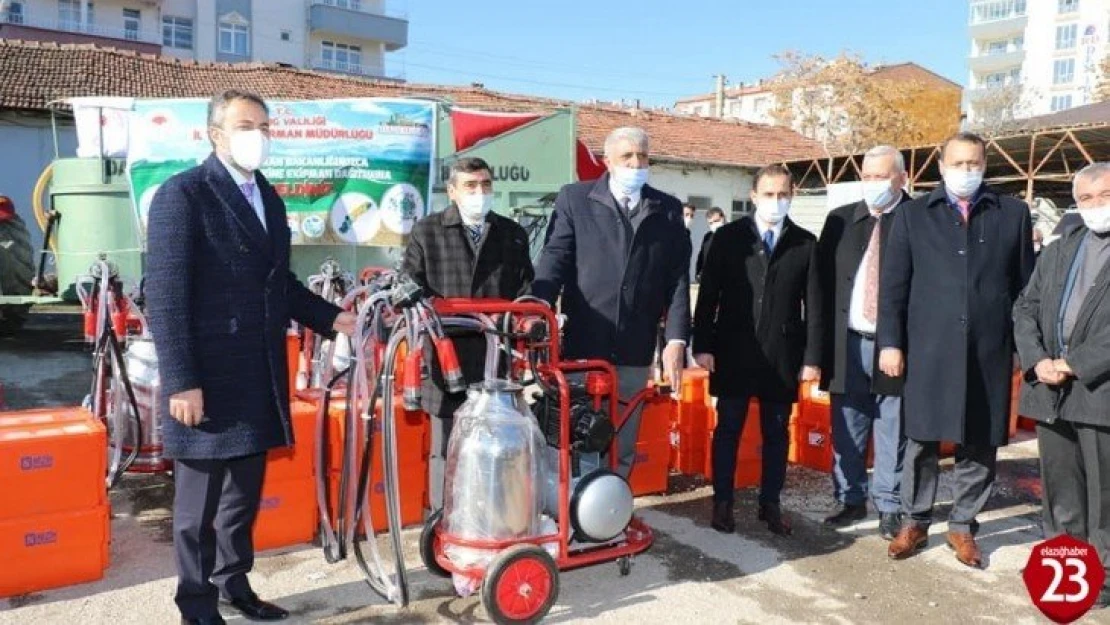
[
  {"left": 321, "top": 41, "right": 362, "bottom": 72},
  {"left": 1056, "top": 24, "right": 1078, "bottom": 50},
  {"left": 325, "top": 0, "right": 363, "bottom": 9},
  {"left": 1051, "top": 94, "right": 1074, "bottom": 111},
  {"left": 6, "top": 1, "right": 23, "bottom": 24},
  {"left": 1053, "top": 58, "right": 1075, "bottom": 84},
  {"left": 58, "top": 0, "right": 94, "bottom": 31},
  {"left": 162, "top": 16, "right": 193, "bottom": 49},
  {"left": 731, "top": 200, "right": 750, "bottom": 219},
  {"left": 123, "top": 8, "right": 140, "bottom": 41},
  {"left": 280, "top": 30, "right": 291, "bottom": 42},
  {"left": 218, "top": 19, "right": 249, "bottom": 56},
  {"left": 1058, "top": 0, "right": 1079, "bottom": 13},
  {"left": 686, "top": 196, "right": 711, "bottom": 212},
  {"left": 987, "top": 40, "right": 1009, "bottom": 54},
  {"left": 984, "top": 71, "right": 1007, "bottom": 87}
]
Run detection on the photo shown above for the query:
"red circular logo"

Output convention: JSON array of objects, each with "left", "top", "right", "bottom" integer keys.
[{"left": 1023, "top": 534, "right": 1106, "bottom": 623}]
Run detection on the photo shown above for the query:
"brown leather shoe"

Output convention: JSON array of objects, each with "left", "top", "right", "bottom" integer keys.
[
  {"left": 888, "top": 525, "right": 928, "bottom": 559},
  {"left": 946, "top": 531, "right": 982, "bottom": 568}
]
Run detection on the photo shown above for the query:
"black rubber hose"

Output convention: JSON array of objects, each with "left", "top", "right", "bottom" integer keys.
[{"left": 102, "top": 323, "right": 142, "bottom": 489}]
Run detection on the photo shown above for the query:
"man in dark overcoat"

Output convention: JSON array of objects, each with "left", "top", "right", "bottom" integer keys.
[
  {"left": 532, "top": 126, "right": 691, "bottom": 479},
  {"left": 401, "top": 156, "right": 534, "bottom": 511},
  {"left": 146, "top": 90, "right": 355, "bottom": 625},
  {"left": 694, "top": 164, "right": 823, "bottom": 536},
  {"left": 1014, "top": 162, "right": 1110, "bottom": 608},
  {"left": 879, "top": 132, "right": 1034, "bottom": 568}
]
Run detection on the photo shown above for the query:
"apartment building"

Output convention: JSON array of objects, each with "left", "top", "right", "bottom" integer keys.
[
  {"left": 0, "top": 0, "right": 408, "bottom": 80},
  {"left": 966, "top": 0, "right": 1109, "bottom": 124}
]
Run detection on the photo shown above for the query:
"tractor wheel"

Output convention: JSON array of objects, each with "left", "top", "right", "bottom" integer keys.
[
  {"left": 481, "top": 544, "right": 559, "bottom": 625},
  {"left": 0, "top": 212, "right": 34, "bottom": 336}
]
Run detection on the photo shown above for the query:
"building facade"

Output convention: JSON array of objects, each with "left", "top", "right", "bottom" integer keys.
[
  {"left": 0, "top": 0, "right": 408, "bottom": 79},
  {"left": 966, "top": 0, "right": 1109, "bottom": 124}
]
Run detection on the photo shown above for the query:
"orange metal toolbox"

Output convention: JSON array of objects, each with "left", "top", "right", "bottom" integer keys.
[
  {"left": 0, "top": 503, "right": 110, "bottom": 598},
  {"left": 0, "top": 406, "right": 96, "bottom": 430},
  {"left": 628, "top": 439, "right": 670, "bottom": 497},
  {"left": 638, "top": 394, "right": 675, "bottom": 446},
  {"left": 791, "top": 419, "right": 834, "bottom": 473},
  {"left": 253, "top": 475, "right": 317, "bottom": 552},
  {"left": 0, "top": 414, "right": 107, "bottom": 520},
  {"left": 264, "top": 399, "right": 318, "bottom": 483}
]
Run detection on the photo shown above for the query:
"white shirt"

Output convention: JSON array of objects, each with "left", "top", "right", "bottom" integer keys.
[
  {"left": 608, "top": 178, "right": 642, "bottom": 210},
  {"left": 217, "top": 155, "right": 267, "bottom": 231},
  {"left": 848, "top": 205, "right": 897, "bottom": 334},
  {"left": 753, "top": 215, "right": 783, "bottom": 251}
]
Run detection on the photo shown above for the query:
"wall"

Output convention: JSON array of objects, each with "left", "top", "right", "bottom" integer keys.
[
  {"left": 0, "top": 113, "right": 77, "bottom": 259},
  {"left": 250, "top": 0, "right": 307, "bottom": 67},
  {"left": 648, "top": 161, "right": 755, "bottom": 281}
]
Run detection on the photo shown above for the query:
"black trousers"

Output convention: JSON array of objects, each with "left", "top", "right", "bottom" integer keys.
[
  {"left": 902, "top": 439, "right": 997, "bottom": 533},
  {"left": 1038, "top": 420, "right": 1110, "bottom": 584},
  {"left": 173, "top": 453, "right": 267, "bottom": 619}
]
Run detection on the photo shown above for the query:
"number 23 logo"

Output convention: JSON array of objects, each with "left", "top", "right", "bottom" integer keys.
[{"left": 1042, "top": 557, "right": 1090, "bottom": 603}]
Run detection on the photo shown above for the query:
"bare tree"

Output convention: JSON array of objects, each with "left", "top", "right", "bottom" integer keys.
[{"left": 968, "top": 84, "right": 1039, "bottom": 136}]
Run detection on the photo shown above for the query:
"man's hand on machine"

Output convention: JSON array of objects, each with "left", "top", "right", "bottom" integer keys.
[
  {"left": 170, "top": 388, "right": 205, "bottom": 427},
  {"left": 663, "top": 341, "right": 685, "bottom": 392},
  {"left": 332, "top": 312, "right": 357, "bottom": 337}
]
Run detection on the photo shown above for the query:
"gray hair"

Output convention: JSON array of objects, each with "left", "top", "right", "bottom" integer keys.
[
  {"left": 863, "top": 145, "right": 905, "bottom": 173},
  {"left": 604, "top": 127, "right": 649, "bottom": 158},
  {"left": 1073, "top": 162, "right": 1110, "bottom": 200},
  {"left": 207, "top": 89, "right": 269, "bottom": 129}
]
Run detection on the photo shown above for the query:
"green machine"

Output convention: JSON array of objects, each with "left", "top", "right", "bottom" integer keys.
[{"left": 18, "top": 100, "right": 579, "bottom": 304}]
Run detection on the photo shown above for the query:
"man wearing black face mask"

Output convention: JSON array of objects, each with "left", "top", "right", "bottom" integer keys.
[
  {"left": 401, "top": 157, "right": 534, "bottom": 512},
  {"left": 879, "top": 131, "right": 1034, "bottom": 568}
]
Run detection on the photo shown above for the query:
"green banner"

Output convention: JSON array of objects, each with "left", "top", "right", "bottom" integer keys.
[{"left": 127, "top": 98, "right": 435, "bottom": 247}]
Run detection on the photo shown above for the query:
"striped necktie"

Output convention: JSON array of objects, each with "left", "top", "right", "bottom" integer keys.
[{"left": 466, "top": 224, "right": 482, "bottom": 244}]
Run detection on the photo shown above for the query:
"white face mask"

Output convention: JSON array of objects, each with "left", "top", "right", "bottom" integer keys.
[
  {"left": 942, "top": 167, "right": 984, "bottom": 199},
  {"left": 709, "top": 221, "right": 723, "bottom": 233},
  {"left": 611, "top": 166, "right": 649, "bottom": 196},
  {"left": 861, "top": 180, "right": 896, "bottom": 210},
  {"left": 683, "top": 216, "right": 693, "bottom": 228},
  {"left": 457, "top": 193, "right": 493, "bottom": 222},
  {"left": 1079, "top": 205, "right": 1110, "bottom": 234},
  {"left": 756, "top": 198, "right": 790, "bottom": 224},
  {"left": 228, "top": 129, "right": 270, "bottom": 172}
]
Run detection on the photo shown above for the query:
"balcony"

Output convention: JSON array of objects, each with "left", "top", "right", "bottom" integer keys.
[
  {"left": 308, "top": 0, "right": 408, "bottom": 50},
  {"left": 309, "top": 58, "right": 404, "bottom": 82},
  {"left": 0, "top": 14, "right": 161, "bottom": 54},
  {"left": 969, "top": 0, "right": 1027, "bottom": 38},
  {"left": 969, "top": 47, "right": 1025, "bottom": 73}
]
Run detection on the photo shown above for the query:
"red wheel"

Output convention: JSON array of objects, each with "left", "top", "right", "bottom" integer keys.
[{"left": 481, "top": 544, "right": 559, "bottom": 625}]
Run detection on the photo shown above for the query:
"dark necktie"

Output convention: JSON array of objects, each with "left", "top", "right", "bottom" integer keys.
[
  {"left": 762, "top": 229, "right": 775, "bottom": 256},
  {"left": 466, "top": 224, "right": 482, "bottom": 245}
]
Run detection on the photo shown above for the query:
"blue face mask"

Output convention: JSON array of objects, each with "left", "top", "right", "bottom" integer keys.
[{"left": 611, "top": 166, "right": 649, "bottom": 196}]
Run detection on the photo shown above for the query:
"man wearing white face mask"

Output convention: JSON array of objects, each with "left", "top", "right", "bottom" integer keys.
[
  {"left": 401, "top": 157, "right": 533, "bottom": 511},
  {"left": 146, "top": 90, "right": 356, "bottom": 624},
  {"left": 1014, "top": 162, "right": 1110, "bottom": 608},
  {"left": 879, "top": 132, "right": 1034, "bottom": 568},
  {"left": 534, "top": 126, "right": 691, "bottom": 480},
  {"left": 816, "top": 146, "right": 911, "bottom": 540},
  {"left": 693, "top": 164, "right": 823, "bottom": 536}
]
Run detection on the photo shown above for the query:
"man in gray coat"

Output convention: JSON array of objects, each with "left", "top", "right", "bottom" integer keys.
[{"left": 1014, "top": 162, "right": 1110, "bottom": 608}]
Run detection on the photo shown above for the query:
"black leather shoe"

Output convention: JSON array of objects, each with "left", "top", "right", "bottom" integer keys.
[
  {"left": 879, "top": 513, "right": 903, "bottom": 541},
  {"left": 710, "top": 501, "right": 736, "bottom": 534},
  {"left": 823, "top": 504, "right": 867, "bottom": 527},
  {"left": 181, "top": 616, "right": 226, "bottom": 625},
  {"left": 222, "top": 595, "right": 289, "bottom": 621},
  {"left": 757, "top": 503, "right": 793, "bottom": 536}
]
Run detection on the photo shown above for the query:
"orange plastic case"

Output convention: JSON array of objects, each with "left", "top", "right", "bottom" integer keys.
[
  {"left": 0, "top": 411, "right": 106, "bottom": 520},
  {"left": 252, "top": 475, "right": 316, "bottom": 552},
  {"left": 0, "top": 504, "right": 110, "bottom": 598}
]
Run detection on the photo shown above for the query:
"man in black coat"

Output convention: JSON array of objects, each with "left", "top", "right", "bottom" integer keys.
[
  {"left": 694, "top": 164, "right": 822, "bottom": 536},
  {"left": 533, "top": 126, "right": 691, "bottom": 479},
  {"left": 1014, "top": 162, "right": 1110, "bottom": 608},
  {"left": 817, "top": 146, "right": 909, "bottom": 540},
  {"left": 880, "top": 132, "right": 1034, "bottom": 568},
  {"left": 695, "top": 206, "right": 726, "bottom": 282},
  {"left": 401, "top": 156, "right": 534, "bottom": 511},
  {"left": 145, "top": 90, "right": 355, "bottom": 625}
]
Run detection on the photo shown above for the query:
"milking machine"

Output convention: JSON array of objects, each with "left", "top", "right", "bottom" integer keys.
[
  {"left": 314, "top": 271, "right": 656, "bottom": 624},
  {"left": 75, "top": 256, "right": 158, "bottom": 488},
  {"left": 296, "top": 258, "right": 357, "bottom": 390}
]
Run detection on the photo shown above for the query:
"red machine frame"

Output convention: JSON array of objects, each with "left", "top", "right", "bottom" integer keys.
[{"left": 425, "top": 298, "right": 655, "bottom": 583}]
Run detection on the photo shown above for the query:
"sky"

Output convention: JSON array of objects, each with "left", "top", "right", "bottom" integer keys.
[{"left": 393, "top": 0, "right": 971, "bottom": 108}]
